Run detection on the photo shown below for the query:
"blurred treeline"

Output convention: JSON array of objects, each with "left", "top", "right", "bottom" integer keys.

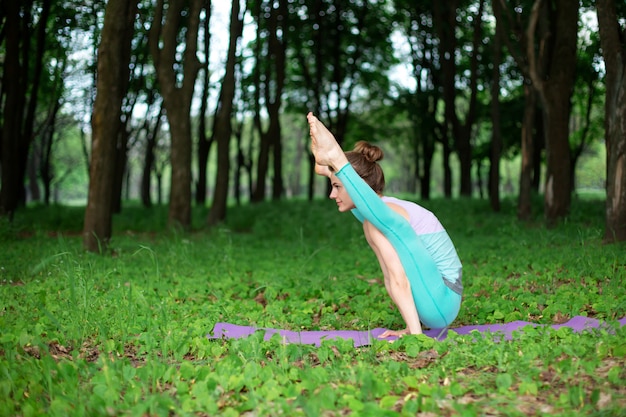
[{"left": 0, "top": 0, "right": 625, "bottom": 250}]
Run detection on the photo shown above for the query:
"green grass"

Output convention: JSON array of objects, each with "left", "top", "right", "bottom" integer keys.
[{"left": 0, "top": 197, "right": 625, "bottom": 416}]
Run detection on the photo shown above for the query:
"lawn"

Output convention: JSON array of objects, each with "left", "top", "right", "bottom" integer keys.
[{"left": 0, "top": 197, "right": 625, "bottom": 416}]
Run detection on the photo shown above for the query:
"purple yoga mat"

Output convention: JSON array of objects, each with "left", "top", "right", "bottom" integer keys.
[{"left": 208, "top": 316, "right": 626, "bottom": 347}]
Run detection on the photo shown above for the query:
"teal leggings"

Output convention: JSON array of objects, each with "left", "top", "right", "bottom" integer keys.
[{"left": 336, "top": 163, "right": 461, "bottom": 329}]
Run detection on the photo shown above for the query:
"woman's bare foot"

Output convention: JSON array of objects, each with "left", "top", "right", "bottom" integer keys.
[
  {"left": 307, "top": 112, "right": 348, "bottom": 172},
  {"left": 314, "top": 163, "right": 333, "bottom": 178}
]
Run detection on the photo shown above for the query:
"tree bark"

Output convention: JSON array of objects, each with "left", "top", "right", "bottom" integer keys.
[
  {"left": 401, "top": 2, "right": 438, "bottom": 201},
  {"left": 597, "top": 0, "right": 626, "bottom": 242},
  {"left": 196, "top": 0, "right": 212, "bottom": 205},
  {"left": 250, "top": 0, "right": 270, "bottom": 203},
  {"left": 249, "top": 0, "right": 286, "bottom": 203},
  {"left": 433, "top": 0, "right": 483, "bottom": 197},
  {"left": 83, "top": 0, "right": 138, "bottom": 252},
  {"left": 527, "top": 0, "right": 578, "bottom": 225},
  {"left": 532, "top": 110, "right": 545, "bottom": 192},
  {"left": 270, "top": 0, "right": 287, "bottom": 201},
  {"left": 518, "top": 85, "right": 537, "bottom": 220},
  {"left": 149, "top": 0, "right": 203, "bottom": 230},
  {"left": 433, "top": 0, "right": 457, "bottom": 198},
  {"left": 22, "top": 0, "right": 51, "bottom": 207},
  {"left": 141, "top": 101, "right": 163, "bottom": 208},
  {"left": 207, "top": 0, "right": 242, "bottom": 226},
  {"left": 111, "top": 126, "right": 130, "bottom": 214},
  {"left": 0, "top": 0, "right": 51, "bottom": 218},
  {"left": 442, "top": 133, "right": 453, "bottom": 197},
  {"left": 495, "top": 0, "right": 547, "bottom": 219},
  {"left": 40, "top": 99, "right": 62, "bottom": 205},
  {"left": 233, "top": 120, "right": 246, "bottom": 205},
  {"left": 489, "top": 1, "right": 503, "bottom": 212}
]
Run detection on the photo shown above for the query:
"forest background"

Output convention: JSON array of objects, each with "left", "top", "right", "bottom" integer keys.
[{"left": 0, "top": 0, "right": 625, "bottom": 253}]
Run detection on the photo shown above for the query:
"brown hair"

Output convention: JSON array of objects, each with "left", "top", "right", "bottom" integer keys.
[{"left": 345, "top": 141, "right": 385, "bottom": 194}]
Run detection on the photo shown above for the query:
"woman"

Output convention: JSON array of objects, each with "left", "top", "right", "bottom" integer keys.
[{"left": 307, "top": 112, "right": 462, "bottom": 338}]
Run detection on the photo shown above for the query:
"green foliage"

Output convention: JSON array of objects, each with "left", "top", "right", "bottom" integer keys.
[{"left": 0, "top": 198, "right": 624, "bottom": 416}]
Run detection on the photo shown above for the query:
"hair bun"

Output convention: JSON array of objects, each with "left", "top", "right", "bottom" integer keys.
[{"left": 353, "top": 141, "right": 384, "bottom": 163}]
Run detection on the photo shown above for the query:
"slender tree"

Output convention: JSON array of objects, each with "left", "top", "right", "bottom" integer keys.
[
  {"left": 140, "top": 98, "right": 164, "bottom": 208},
  {"left": 196, "top": 0, "right": 213, "bottom": 206},
  {"left": 495, "top": 0, "right": 546, "bottom": 220},
  {"left": 489, "top": 0, "right": 504, "bottom": 212},
  {"left": 0, "top": 0, "right": 51, "bottom": 218},
  {"left": 149, "top": 0, "right": 203, "bottom": 229},
  {"left": 527, "top": 0, "right": 579, "bottom": 224},
  {"left": 38, "top": 92, "right": 64, "bottom": 205},
  {"left": 83, "top": 0, "right": 138, "bottom": 252},
  {"left": 433, "top": 0, "right": 485, "bottom": 197},
  {"left": 28, "top": 40, "right": 69, "bottom": 206},
  {"left": 207, "top": 0, "right": 242, "bottom": 226},
  {"left": 394, "top": 0, "right": 440, "bottom": 200},
  {"left": 597, "top": 0, "right": 626, "bottom": 242},
  {"left": 250, "top": 0, "right": 287, "bottom": 203}
]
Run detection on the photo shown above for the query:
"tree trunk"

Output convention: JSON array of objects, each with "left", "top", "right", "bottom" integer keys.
[
  {"left": 410, "top": 32, "right": 438, "bottom": 201},
  {"left": 421, "top": 140, "right": 434, "bottom": 200},
  {"left": 141, "top": 103, "right": 163, "bottom": 208},
  {"left": 289, "top": 127, "right": 305, "bottom": 197},
  {"left": 156, "top": 174, "right": 163, "bottom": 205},
  {"left": 489, "top": 2, "right": 503, "bottom": 212},
  {"left": 83, "top": 0, "right": 138, "bottom": 252},
  {"left": 518, "top": 85, "right": 536, "bottom": 220},
  {"left": 271, "top": 0, "right": 287, "bottom": 203},
  {"left": 40, "top": 99, "right": 62, "bottom": 206},
  {"left": 532, "top": 111, "right": 544, "bottom": 192},
  {"left": 433, "top": 0, "right": 457, "bottom": 198},
  {"left": 0, "top": 0, "right": 50, "bottom": 218},
  {"left": 307, "top": 153, "right": 316, "bottom": 200},
  {"left": 433, "top": 0, "right": 482, "bottom": 198},
  {"left": 20, "top": 0, "right": 51, "bottom": 208},
  {"left": 271, "top": 122, "right": 284, "bottom": 200},
  {"left": 249, "top": 0, "right": 286, "bottom": 203},
  {"left": 442, "top": 136, "right": 453, "bottom": 198},
  {"left": 597, "top": 0, "right": 626, "bottom": 242},
  {"left": 207, "top": 0, "right": 242, "bottom": 226},
  {"left": 111, "top": 127, "right": 129, "bottom": 214},
  {"left": 234, "top": 123, "right": 245, "bottom": 205},
  {"left": 149, "top": 0, "right": 203, "bottom": 230},
  {"left": 527, "top": 0, "right": 578, "bottom": 225},
  {"left": 27, "top": 148, "right": 41, "bottom": 203},
  {"left": 494, "top": 0, "right": 549, "bottom": 218},
  {"left": 251, "top": 129, "right": 271, "bottom": 202},
  {"left": 250, "top": 0, "right": 270, "bottom": 203},
  {"left": 196, "top": 0, "right": 212, "bottom": 205}
]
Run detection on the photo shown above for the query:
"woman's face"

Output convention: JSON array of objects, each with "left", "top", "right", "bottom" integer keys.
[{"left": 329, "top": 174, "right": 355, "bottom": 212}]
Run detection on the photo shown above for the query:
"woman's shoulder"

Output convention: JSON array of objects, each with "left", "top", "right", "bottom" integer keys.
[
  {"left": 382, "top": 196, "right": 428, "bottom": 212},
  {"left": 382, "top": 196, "right": 443, "bottom": 232},
  {"left": 383, "top": 198, "right": 410, "bottom": 221}
]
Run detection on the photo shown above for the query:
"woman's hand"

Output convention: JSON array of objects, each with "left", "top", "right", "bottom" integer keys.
[{"left": 377, "top": 328, "right": 411, "bottom": 339}]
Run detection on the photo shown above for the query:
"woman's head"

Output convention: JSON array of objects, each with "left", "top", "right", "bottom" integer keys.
[
  {"left": 345, "top": 141, "right": 385, "bottom": 194},
  {"left": 327, "top": 141, "right": 385, "bottom": 212}
]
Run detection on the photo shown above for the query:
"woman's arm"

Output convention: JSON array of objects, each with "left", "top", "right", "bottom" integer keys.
[
  {"left": 363, "top": 203, "right": 423, "bottom": 337},
  {"left": 364, "top": 219, "right": 423, "bottom": 336}
]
